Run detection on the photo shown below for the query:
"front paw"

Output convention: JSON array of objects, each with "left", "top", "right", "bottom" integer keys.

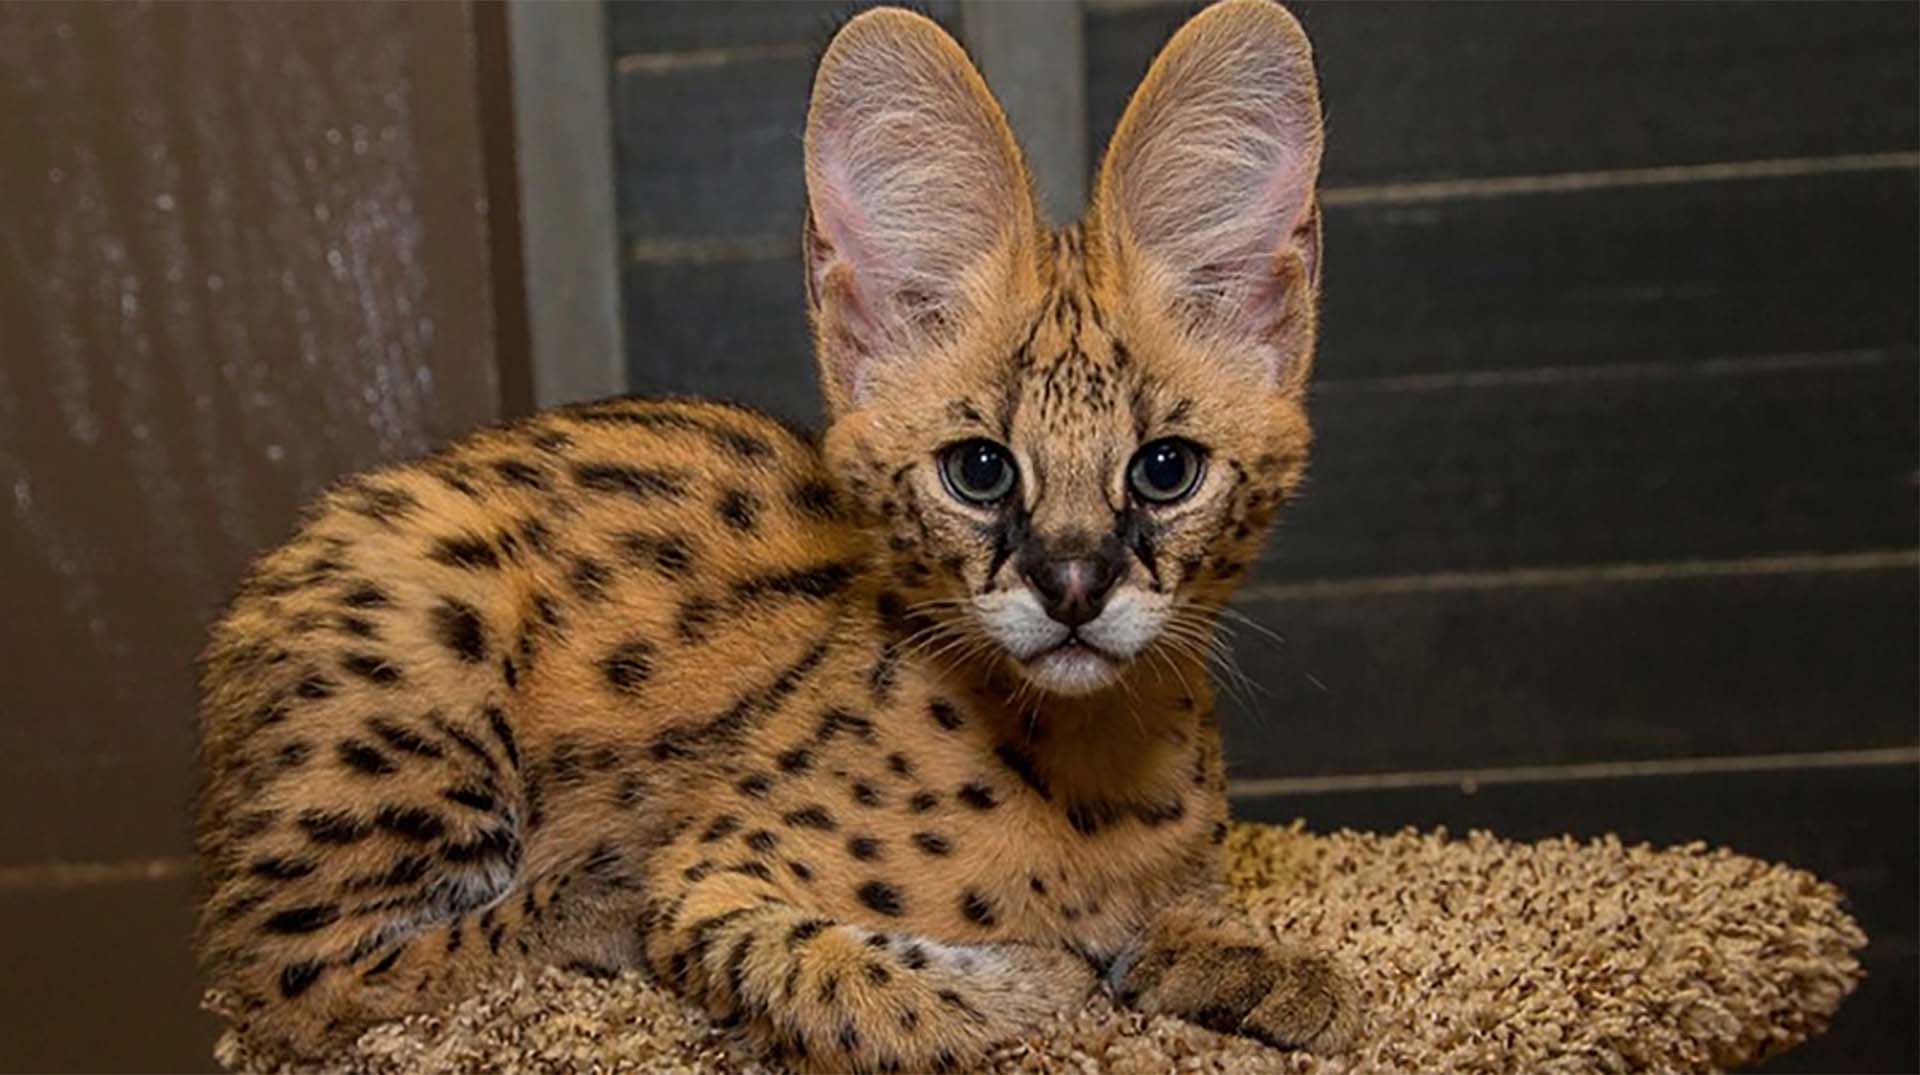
[{"left": 1114, "top": 940, "right": 1358, "bottom": 1054}]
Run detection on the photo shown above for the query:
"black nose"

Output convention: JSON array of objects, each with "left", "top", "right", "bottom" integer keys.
[{"left": 1024, "top": 557, "right": 1121, "bottom": 628}]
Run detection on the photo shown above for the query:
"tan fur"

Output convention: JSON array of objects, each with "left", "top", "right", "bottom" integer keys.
[{"left": 195, "top": 3, "right": 1352, "bottom": 1070}]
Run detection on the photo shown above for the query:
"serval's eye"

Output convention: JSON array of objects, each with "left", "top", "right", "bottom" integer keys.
[
  {"left": 1128, "top": 438, "right": 1206, "bottom": 504},
  {"left": 939, "top": 439, "right": 1017, "bottom": 505}
]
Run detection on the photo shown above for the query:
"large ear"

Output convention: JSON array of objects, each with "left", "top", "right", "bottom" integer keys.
[
  {"left": 804, "top": 8, "right": 1038, "bottom": 415},
  {"left": 1093, "top": 0, "right": 1324, "bottom": 392}
]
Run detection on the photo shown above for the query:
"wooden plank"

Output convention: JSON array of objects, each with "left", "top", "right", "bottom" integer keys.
[
  {"left": 621, "top": 256, "right": 821, "bottom": 425},
  {"left": 0, "top": 2, "right": 504, "bottom": 866},
  {"left": 1264, "top": 355, "right": 1918, "bottom": 581},
  {"left": 612, "top": 49, "right": 813, "bottom": 244},
  {"left": 609, "top": 1, "right": 958, "bottom": 57},
  {"left": 613, "top": 167, "right": 1916, "bottom": 392},
  {"left": 0, "top": 875, "right": 218, "bottom": 1071},
  {"left": 1213, "top": 565, "right": 1918, "bottom": 779},
  {"left": 507, "top": 0, "right": 628, "bottom": 407},
  {"left": 1087, "top": 1, "right": 1920, "bottom": 186},
  {"left": 961, "top": 0, "right": 1088, "bottom": 223},
  {"left": 1232, "top": 762, "right": 1918, "bottom": 1074},
  {"left": 1315, "top": 168, "right": 1917, "bottom": 381}
]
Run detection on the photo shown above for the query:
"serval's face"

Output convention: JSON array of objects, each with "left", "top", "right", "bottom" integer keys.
[{"left": 805, "top": 1, "right": 1324, "bottom": 696}]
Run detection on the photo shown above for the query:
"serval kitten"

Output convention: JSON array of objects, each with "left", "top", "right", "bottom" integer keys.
[{"left": 195, "top": 1, "right": 1354, "bottom": 1069}]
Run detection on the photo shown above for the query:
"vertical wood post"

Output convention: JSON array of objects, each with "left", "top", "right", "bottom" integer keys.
[{"left": 960, "top": 1, "right": 1090, "bottom": 224}]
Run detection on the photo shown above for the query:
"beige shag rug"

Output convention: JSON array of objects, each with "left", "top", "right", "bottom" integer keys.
[{"left": 213, "top": 823, "right": 1866, "bottom": 1074}]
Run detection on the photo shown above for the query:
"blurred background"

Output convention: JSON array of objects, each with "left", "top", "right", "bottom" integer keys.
[{"left": 0, "top": 1, "right": 1913, "bottom": 1071}]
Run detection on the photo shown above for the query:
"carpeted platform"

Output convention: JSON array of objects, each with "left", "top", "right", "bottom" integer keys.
[{"left": 212, "top": 822, "right": 1866, "bottom": 1074}]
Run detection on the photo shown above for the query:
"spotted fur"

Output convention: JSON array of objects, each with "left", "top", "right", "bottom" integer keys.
[{"left": 195, "top": 3, "right": 1355, "bottom": 1070}]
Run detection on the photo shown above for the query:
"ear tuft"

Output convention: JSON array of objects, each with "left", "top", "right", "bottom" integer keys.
[
  {"left": 1094, "top": 0, "right": 1324, "bottom": 389},
  {"left": 804, "top": 8, "right": 1036, "bottom": 413}
]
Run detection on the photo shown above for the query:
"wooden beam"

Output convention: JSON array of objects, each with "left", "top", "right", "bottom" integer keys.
[
  {"left": 504, "top": 0, "right": 627, "bottom": 406},
  {"left": 960, "top": 1, "right": 1089, "bottom": 224}
]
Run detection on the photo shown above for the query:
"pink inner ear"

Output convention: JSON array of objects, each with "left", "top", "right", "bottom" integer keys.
[{"left": 807, "top": 149, "right": 885, "bottom": 312}]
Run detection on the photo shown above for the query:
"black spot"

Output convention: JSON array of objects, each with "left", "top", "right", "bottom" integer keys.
[
  {"left": 279, "top": 960, "right": 324, "bottom": 998},
  {"left": 936, "top": 989, "right": 984, "bottom": 1022},
  {"left": 265, "top": 904, "right": 340, "bottom": 934},
  {"left": 1029, "top": 875, "right": 1047, "bottom": 895},
  {"left": 856, "top": 881, "right": 904, "bottom": 917},
  {"left": 1135, "top": 796, "right": 1186, "bottom": 826},
  {"left": 908, "top": 792, "right": 939, "bottom": 813},
  {"left": 847, "top": 836, "right": 883, "bottom": 861},
  {"left": 960, "top": 889, "right": 997, "bottom": 927},
  {"left": 994, "top": 744, "right": 1051, "bottom": 800},
  {"left": 582, "top": 842, "right": 626, "bottom": 880},
  {"left": 374, "top": 805, "right": 445, "bottom": 842},
  {"left": 573, "top": 461, "right": 688, "bottom": 500},
  {"left": 928, "top": 699, "right": 964, "bottom": 731},
  {"left": 886, "top": 753, "right": 915, "bottom": 779},
  {"left": 869, "top": 646, "right": 902, "bottom": 704},
  {"left": 911, "top": 832, "right": 951, "bottom": 856},
  {"left": 501, "top": 655, "right": 519, "bottom": 688},
  {"left": 745, "top": 829, "right": 779, "bottom": 853},
  {"left": 492, "top": 459, "right": 549, "bottom": 490},
  {"left": 674, "top": 595, "right": 720, "bottom": 644},
  {"left": 1067, "top": 803, "right": 1102, "bottom": 836},
  {"left": 815, "top": 707, "right": 877, "bottom": 743},
  {"left": 340, "top": 652, "right": 401, "bottom": 686},
  {"left": 430, "top": 712, "right": 500, "bottom": 774},
  {"left": 336, "top": 740, "right": 395, "bottom": 776},
  {"left": 734, "top": 562, "right": 857, "bottom": 605},
  {"left": 442, "top": 785, "right": 496, "bottom": 812},
  {"left": 275, "top": 740, "right": 312, "bottom": 769},
  {"left": 790, "top": 479, "right": 843, "bottom": 521},
  {"left": 701, "top": 815, "right": 742, "bottom": 843},
  {"left": 334, "top": 614, "right": 380, "bottom": 640},
  {"left": 341, "top": 583, "right": 390, "bottom": 608},
  {"left": 727, "top": 860, "right": 775, "bottom": 882},
  {"left": 620, "top": 531, "right": 697, "bottom": 577},
  {"left": 957, "top": 783, "right": 997, "bottom": 810},
  {"left": 294, "top": 674, "right": 336, "bottom": 700},
  {"left": 298, "top": 809, "right": 368, "bottom": 844},
  {"left": 737, "top": 772, "right": 772, "bottom": 798},
  {"left": 531, "top": 429, "right": 574, "bottom": 454},
  {"left": 602, "top": 640, "right": 656, "bottom": 693},
  {"left": 865, "top": 962, "right": 891, "bottom": 986},
  {"left": 533, "top": 592, "right": 563, "bottom": 631},
  {"left": 683, "top": 860, "right": 714, "bottom": 882},
  {"left": 776, "top": 747, "right": 814, "bottom": 774},
  {"left": 850, "top": 782, "right": 883, "bottom": 808},
  {"left": 249, "top": 856, "right": 317, "bottom": 881},
  {"left": 713, "top": 427, "right": 775, "bottom": 460},
  {"left": 788, "top": 860, "right": 815, "bottom": 882},
  {"left": 569, "top": 556, "right": 612, "bottom": 602},
  {"left": 901, "top": 944, "right": 929, "bottom": 970},
  {"left": 347, "top": 853, "right": 432, "bottom": 891},
  {"left": 483, "top": 706, "right": 521, "bottom": 768},
  {"left": 343, "top": 481, "right": 421, "bottom": 524},
  {"left": 787, "top": 917, "right": 831, "bottom": 947},
  {"left": 782, "top": 806, "right": 836, "bottom": 831},
  {"left": 1210, "top": 821, "right": 1229, "bottom": 845},
  {"left": 431, "top": 534, "right": 500, "bottom": 570},
  {"left": 716, "top": 489, "right": 759, "bottom": 532},
  {"left": 367, "top": 717, "right": 442, "bottom": 758},
  {"left": 425, "top": 599, "right": 487, "bottom": 665}
]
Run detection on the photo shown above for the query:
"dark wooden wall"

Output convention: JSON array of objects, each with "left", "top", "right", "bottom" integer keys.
[
  {"left": 0, "top": 3, "right": 515, "bottom": 1070},
  {"left": 609, "top": 3, "right": 1918, "bottom": 1071}
]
